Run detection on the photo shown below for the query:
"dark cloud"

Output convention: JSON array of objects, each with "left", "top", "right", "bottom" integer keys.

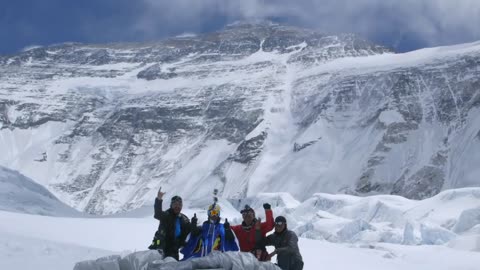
[{"left": 1, "top": 0, "right": 479, "bottom": 54}]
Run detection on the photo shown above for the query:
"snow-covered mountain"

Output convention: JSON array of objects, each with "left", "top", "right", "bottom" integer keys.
[
  {"left": 1, "top": 22, "right": 479, "bottom": 214},
  {"left": 0, "top": 166, "right": 81, "bottom": 216}
]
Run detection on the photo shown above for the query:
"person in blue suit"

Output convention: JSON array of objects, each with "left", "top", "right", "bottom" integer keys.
[{"left": 181, "top": 203, "right": 239, "bottom": 260}]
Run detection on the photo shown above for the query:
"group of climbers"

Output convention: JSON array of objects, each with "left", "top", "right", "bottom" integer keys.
[{"left": 148, "top": 187, "right": 304, "bottom": 270}]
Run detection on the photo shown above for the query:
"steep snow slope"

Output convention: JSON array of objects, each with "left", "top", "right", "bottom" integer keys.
[{"left": 0, "top": 166, "right": 81, "bottom": 216}]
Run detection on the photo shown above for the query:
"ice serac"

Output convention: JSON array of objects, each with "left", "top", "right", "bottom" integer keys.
[{"left": 1, "top": 22, "right": 479, "bottom": 214}]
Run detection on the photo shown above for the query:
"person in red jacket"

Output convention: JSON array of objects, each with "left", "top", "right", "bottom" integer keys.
[{"left": 230, "top": 203, "right": 274, "bottom": 261}]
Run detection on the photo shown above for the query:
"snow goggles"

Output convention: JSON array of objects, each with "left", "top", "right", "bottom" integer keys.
[
  {"left": 275, "top": 221, "right": 285, "bottom": 226},
  {"left": 208, "top": 208, "right": 220, "bottom": 217}
]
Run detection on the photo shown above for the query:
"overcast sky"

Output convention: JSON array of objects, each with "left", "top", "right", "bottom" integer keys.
[{"left": 1, "top": 0, "right": 479, "bottom": 55}]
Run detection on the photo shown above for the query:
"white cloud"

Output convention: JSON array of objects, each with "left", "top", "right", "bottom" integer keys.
[
  {"left": 132, "top": 0, "right": 480, "bottom": 50},
  {"left": 21, "top": 45, "right": 43, "bottom": 52}
]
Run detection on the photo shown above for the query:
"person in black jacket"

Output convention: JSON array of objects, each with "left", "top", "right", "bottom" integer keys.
[
  {"left": 148, "top": 187, "right": 191, "bottom": 260},
  {"left": 256, "top": 216, "right": 303, "bottom": 270}
]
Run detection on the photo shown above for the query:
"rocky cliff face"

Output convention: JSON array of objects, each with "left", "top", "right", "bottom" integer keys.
[{"left": 1, "top": 22, "right": 479, "bottom": 214}]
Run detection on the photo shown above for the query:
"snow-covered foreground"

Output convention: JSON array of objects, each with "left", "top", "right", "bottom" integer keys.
[
  {"left": 1, "top": 188, "right": 480, "bottom": 270},
  {"left": 301, "top": 238, "right": 480, "bottom": 270},
  {"left": 0, "top": 230, "right": 113, "bottom": 270},
  {"left": 1, "top": 212, "right": 479, "bottom": 270}
]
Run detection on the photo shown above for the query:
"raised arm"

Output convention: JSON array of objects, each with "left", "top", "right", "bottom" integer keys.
[
  {"left": 154, "top": 188, "right": 168, "bottom": 220},
  {"left": 189, "top": 213, "right": 202, "bottom": 236},
  {"left": 260, "top": 203, "right": 274, "bottom": 234},
  {"left": 224, "top": 219, "right": 235, "bottom": 241}
]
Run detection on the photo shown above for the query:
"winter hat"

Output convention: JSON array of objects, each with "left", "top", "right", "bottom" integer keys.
[
  {"left": 240, "top": 204, "right": 255, "bottom": 215},
  {"left": 275, "top": 216, "right": 287, "bottom": 224},
  {"left": 170, "top": 195, "right": 182, "bottom": 206}
]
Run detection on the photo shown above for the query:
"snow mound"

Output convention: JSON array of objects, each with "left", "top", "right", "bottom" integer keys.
[
  {"left": 447, "top": 230, "right": 480, "bottom": 252},
  {"left": 435, "top": 188, "right": 480, "bottom": 201},
  {"left": 0, "top": 166, "right": 81, "bottom": 216},
  {"left": 230, "top": 192, "right": 301, "bottom": 211},
  {"left": 419, "top": 223, "right": 457, "bottom": 245},
  {"left": 296, "top": 193, "right": 353, "bottom": 215},
  {"left": 336, "top": 219, "right": 375, "bottom": 242},
  {"left": 272, "top": 188, "right": 480, "bottom": 247},
  {"left": 151, "top": 252, "right": 281, "bottom": 270},
  {"left": 453, "top": 208, "right": 480, "bottom": 234},
  {"left": 402, "top": 222, "right": 418, "bottom": 245},
  {"left": 206, "top": 188, "right": 480, "bottom": 248},
  {"left": 337, "top": 198, "right": 409, "bottom": 225},
  {"left": 74, "top": 251, "right": 281, "bottom": 270},
  {"left": 74, "top": 250, "right": 165, "bottom": 270},
  {"left": 74, "top": 255, "right": 122, "bottom": 270}
]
